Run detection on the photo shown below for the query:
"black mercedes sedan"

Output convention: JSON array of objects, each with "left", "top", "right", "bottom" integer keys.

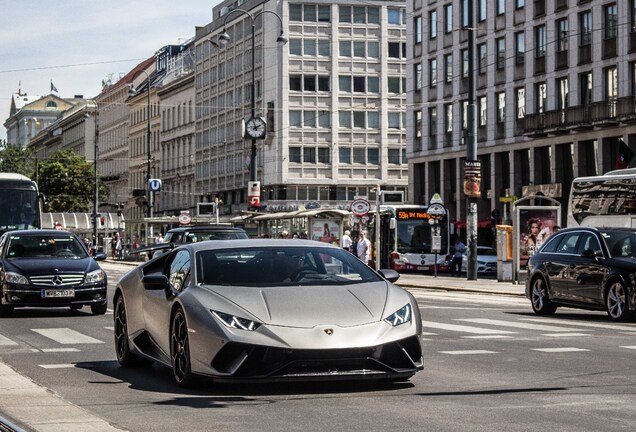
[
  {"left": 526, "top": 226, "right": 636, "bottom": 321},
  {"left": 0, "top": 230, "right": 108, "bottom": 317}
]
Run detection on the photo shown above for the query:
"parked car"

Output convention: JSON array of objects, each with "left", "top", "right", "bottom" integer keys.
[
  {"left": 0, "top": 230, "right": 108, "bottom": 317},
  {"left": 114, "top": 239, "right": 423, "bottom": 387},
  {"left": 526, "top": 226, "right": 636, "bottom": 321},
  {"left": 145, "top": 226, "right": 249, "bottom": 259},
  {"left": 461, "top": 246, "right": 497, "bottom": 274}
]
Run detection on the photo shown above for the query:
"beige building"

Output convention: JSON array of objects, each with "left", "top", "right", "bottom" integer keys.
[
  {"left": 407, "top": 0, "right": 636, "bottom": 231},
  {"left": 194, "top": 0, "right": 408, "bottom": 215},
  {"left": 5, "top": 94, "right": 74, "bottom": 148}
]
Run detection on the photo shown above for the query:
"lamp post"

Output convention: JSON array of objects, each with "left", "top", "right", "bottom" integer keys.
[
  {"left": 465, "top": 0, "right": 478, "bottom": 280},
  {"left": 92, "top": 109, "right": 99, "bottom": 247},
  {"left": 129, "top": 70, "right": 153, "bottom": 239},
  {"left": 218, "top": 8, "right": 287, "bottom": 199}
]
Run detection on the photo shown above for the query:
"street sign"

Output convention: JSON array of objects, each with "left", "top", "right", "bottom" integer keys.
[
  {"left": 148, "top": 178, "right": 162, "bottom": 192},
  {"left": 426, "top": 203, "right": 446, "bottom": 216},
  {"left": 430, "top": 193, "right": 444, "bottom": 205},
  {"left": 350, "top": 199, "right": 370, "bottom": 216},
  {"left": 178, "top": 211, "right": 191, "bottom": 225}
]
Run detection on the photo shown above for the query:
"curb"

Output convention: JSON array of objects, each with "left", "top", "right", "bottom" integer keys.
[{"left": 398, "top": 283, "right": 526, "bottom": 297}]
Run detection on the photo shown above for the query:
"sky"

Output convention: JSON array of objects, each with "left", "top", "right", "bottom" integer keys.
[{"left": 0, "top": 1, "right": 221, "bottom": 141}]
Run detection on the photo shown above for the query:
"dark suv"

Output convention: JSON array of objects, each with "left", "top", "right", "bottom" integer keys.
[
  {"left": 526, "top": 226, "right": 636, "bottom": 321},
  {"left": 163, "top": 226, "right": 249, "bottom": 244}
]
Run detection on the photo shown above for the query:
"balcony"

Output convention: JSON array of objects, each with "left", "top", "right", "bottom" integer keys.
[
  {"left": 603, "top": 37, "right": 617, "bottom": 59},
  {"left": 555, "top": 50, "right": 568, "bottom": 70},
  {"left": 523, "top": 100, "right": 627, "bottom": 135}
]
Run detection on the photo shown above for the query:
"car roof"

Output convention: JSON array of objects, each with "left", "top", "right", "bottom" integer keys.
[
  {"left": 182, "top": 238, "right": 339, "bottom": 252},
  {"left": 166, "top": 226, "right": 246, "bottom": 233},
  {"left": 5, "top": 229, "right": 76, "bottom": 237}
]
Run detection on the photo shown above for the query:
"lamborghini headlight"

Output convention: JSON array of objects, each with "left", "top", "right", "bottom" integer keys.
[
  {"left": 5, "top": 272, "right": 28, "bottom": 285},
  {"left": 211, "top": 310, "right": 261, "bottom": 331},
  {"left": 85, "top": 269, "right": 106, "bottom": 283},
  {"left": 384, "top": 304, "right": 412, "bottom": 326}
]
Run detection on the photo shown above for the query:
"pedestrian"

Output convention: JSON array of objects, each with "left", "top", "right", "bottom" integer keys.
[
  {"left": 356, "top": 231, "right": 371, "bottom": 265},
  {"left": 341, "top": 230, "right": 352, "bottom": 252},
  {"left": 155, "top": 232, "right": 163, "bottom": 244},
  {"left": 451, "top": 237, "right": 466, "bottom": 277}
]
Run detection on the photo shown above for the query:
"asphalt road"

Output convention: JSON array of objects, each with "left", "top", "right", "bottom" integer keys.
[{"left": 1, "top": 262, "right": 636, "bottom": 431}]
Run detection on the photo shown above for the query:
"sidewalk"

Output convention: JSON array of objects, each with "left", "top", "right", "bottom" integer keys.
[{"left": 396, "top": 273, "right": 527, "bottom": 296}]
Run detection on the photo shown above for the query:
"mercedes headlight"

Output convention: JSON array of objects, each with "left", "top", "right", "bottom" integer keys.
[
  {"left": 85, "top": 269, "right": 106, "bottom": 283},
  {"left": 5, "top": 272, "right": 28, "bottom": 285},
  {"left": 384, "top": 304, "right": 412, "bottom": 326},
  {"left": 211, "top": 310, "right": 261, "bottom": 331}
]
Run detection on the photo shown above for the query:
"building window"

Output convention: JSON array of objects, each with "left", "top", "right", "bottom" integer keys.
[
  {"left": 461, "top": 0, "right": 469, "bottom": 27},
  {"left": 339, "top": 111, "right": 351, "bottom": 128},
  {"left": 318, "top": 111, "right": 330, "bottom": 128},
  {"left": 353, "top": 41, "right": 366, "bottom": 57},
  {"left": 496, "top": 37, "right": 505, "bottom": 70},
  {"left": 289, "top": 39, "right": 302, "bottom": 55},
  {"left": 632, "top": 0, "right": 636, "bottom": 32},
  {"left": 632, "top": 63, "right": 636, "bottom": 96},
  {"left": 478, "top": 0, "right": 487, "bottom": 22},
  {"left": 445, "top": 54, "right": 453, "bottom": 82},
  {"left": 318, "top": 40, "right": 330, "bottom": 56},
  {"left": 516, "top": 0, "right": 525, "bottom": 8},
  {"left": 388, "top": 76, "right": 402, "bottom": 93},
  {"left": 289, "top": 147, "right": 301, "bottom": 162},
  {"left": 429, "top": 107, "right": 437, "bottom": 137},
  {"left": 497, "top": 0, "right": 505, "bottom": 15},
  {"left": 605, "top": 3, "right": 618, "bottom": 39},
  {"left": 368, "top": 112, "right": 380, "bottom": 129},
  {"left": 515, "top": 31, "right": 525, "bottom": 64},
  {"left": 318, "top": 148, "right": 330, "bottom": 163},
  {"left": 462, "top": 100, "right": 468, "bottom": 129},
  {"left": 304, "top": 76, "right": 316, "bottom": 92},
  {"left": 535, "top": 25, "right": 546, "bottom": 57},
  {"left": 368, "top": 76, "right": 380, "bottom": 93},
  {"left": 339, "top": 6, "right": 379, "bottom": 24},
  {"left": 557, "top": 77, "right": 569, "bottom": 110},
  {"left": 388, "top": 112, "right": 402, "bottom": 129},
  {"left": 339, "top": 147, "right": 351, "bottom": 164},
  {"left": 445, "top": 103, "right": 453, "bottom": 132},
  {"left": 289, "top": 4, "right": 302, "bottom": 21},
  {"left": 461, "top": 49, "right": 468, "bottom": 78},
  {"left": 429, "top": 59, "right": 437, "bottom": 87},
  {"left": 339, "top": 76, "right": 352, "bottom": 92},
  {"left": 557, "top": 18, "right": 568, "bottom": 52},
  {"left": 388, "top": 8, "right": 404, "bottom": 25},
  {"left": 368, "top": 148, "right": 380, "bottom": 165},
  {"left": 304, "top": 40, "right": 316, "bottom": 56},
  {"left": 289, "top": 110, "right": 302, "bottom": 127},
  {"left": 290, "top": 75, "right": 301, "bottom": 91},
  {"left": 497, "top": 92, "right": 505, "bottom": 123},
  {"left": 415, "top": 63, "right": 423, "bottom": 91},
  {"left": 516, "top": 87, "right": 525, "bottom": 119},
  {"left": 318, "top": 76, "right": 330, "bottom": 91},
  {"left": 430, "top": 10, "right": 437, "bottom": 39},
  {"left": 580, "top": 72, "right": 593, "bottom": 105},
  {"left": 303, "top": 111, "right": 316, "bottom": 127},
  {"left": 580, "top": 11, "right": 592, "bottom": 45},
  {"left": 478, "top": 43, "right": 487, "bottom": 74},
  {"left": 303, "top": 147, "right": 316, "bottom": 163},
  {"left": 353, "top": 76, "right": 366, "bottom": 92},
  {"left": 353, "top": 148, "right": 365, "bottom": 164},
  {"left": 444, "top": 4, "right": 453, "bottom": 33},
  {"left": 353, "top": 111, "right": 366, "bottom": 128},
  {"left": 388, "top": 42, "right": 406, "bottom": 59},
  {"left": 388, "top": 149, "right": 401, "bottom": 164},
  {"left": 415, "top": 110, "right": 422, "bottom": 139},
  {"left": 606, "top": 66, "right": 618, "bottom": 100},
  {"left": 414, "top": 15, "right": 422, "bottom": 44},
  {"left": 479, "top": 96, "right": 487, "bottom": 126},
  {"left": 536, "top": 82, "right": 547, "bottom": 114}
]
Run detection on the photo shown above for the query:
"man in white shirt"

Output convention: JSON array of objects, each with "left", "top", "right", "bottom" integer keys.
[
  {"left": 356, "top": 231, "right": 371, "bottom": 265},
  {"left": 341, "top": 230, "right": 352, "bottom": 252}
]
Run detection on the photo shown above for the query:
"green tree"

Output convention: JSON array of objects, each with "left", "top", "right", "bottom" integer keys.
[
  {"left": 38, "top": 150, "right": 109, "bottom": 212},
  {"left": 0, "top": 141, "right": 36, "bottom": 177}
]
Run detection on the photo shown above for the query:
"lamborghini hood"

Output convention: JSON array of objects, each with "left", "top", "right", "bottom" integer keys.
[{"left": 204, "top": 282, "right": 391, "bottom": 328}]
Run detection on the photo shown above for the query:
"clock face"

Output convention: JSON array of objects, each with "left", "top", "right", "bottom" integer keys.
[{"left": 245, "top": 117, "right": 266, "bottom": 139}]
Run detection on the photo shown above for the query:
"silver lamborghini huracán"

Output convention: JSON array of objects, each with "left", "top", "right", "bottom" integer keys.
[{"left": 114, "top": 239, "right": 423, "bottom": 387}]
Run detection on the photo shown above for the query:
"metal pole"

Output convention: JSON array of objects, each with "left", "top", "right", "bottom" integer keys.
[
  {"left": 93, "top": 109, "right": 99, "bottom": 247},
  {"left": 466, "top": 0, "right": 478, "bottom": 281},
  {"left": 250, "top": 21, "right": 257, "bottom": 183},
  {"left": 375, "top": 184, "right": 380, "bottom": 271}
]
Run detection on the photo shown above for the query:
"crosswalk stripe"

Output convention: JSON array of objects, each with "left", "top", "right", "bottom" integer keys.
[
  {"left": 620, "top": 346, "right": 636, "bottom": 350},
  {"left": 541, "top": 333, "right": 591, "bottom": 338},
  {"left": 532, "top": 348, "right": 589, "bottom": 353},
  {"left": 462, "top": 335, "right": 513, "bottom": 339},
  {"left": 0, "top": 334, "right": 17, "bottom": 346},
  {"left": 38, "top": 363, "right": 76, "bottom": 369},
  {"left": 414, "top": 292, "right": 526, "bottom": 306},
  {"left": 40, "top": 348, "right": 80, "bottom": 353},
  {"left": 439, "top": 350, "right": 499, "bottom": 355},
  {"left": 32, "top": 328, "right": 103, "bottom": 344},
  {"left": 521, "top": 317, "right": 636, "bottom": 332},
  {"left": 104, "top": 326, "right": 114, "bottom": 331},
  {"left": 421, "top": 320, "right": 516, "bottom": 335},
  {"left": 457, "top": 318, "right": 586, "bottom": 332}
]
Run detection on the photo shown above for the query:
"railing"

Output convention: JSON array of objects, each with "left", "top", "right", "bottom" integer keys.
[{"left": 523, "top": 98, "right": 634, "bottom": 134}]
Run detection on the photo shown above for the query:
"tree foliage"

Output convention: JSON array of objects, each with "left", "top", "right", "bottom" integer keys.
[
  {"left": 0, "top": 140, "right": 36, "bottom": 177},
  {"left": 37, "top": 150, "right": 109, "bottom": 213}
]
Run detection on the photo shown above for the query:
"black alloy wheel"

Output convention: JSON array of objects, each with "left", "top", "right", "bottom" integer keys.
[
  {"left": 530, "top": 276, "right": 557, "bottom": 315},
  {"left": 605, "top": 281, "right": 631, "bottom": 321},
  {"left": 171, "top": 308, "right": 195, "bottom": 387},
  {"left": 114, "top": 295, "right": 150, "bottom": 366}
]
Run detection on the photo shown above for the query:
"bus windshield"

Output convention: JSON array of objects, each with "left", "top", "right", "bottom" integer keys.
[
  {"left": 570, "top": 175, "right": 636, "bottom": 226},
  {"left": 0, "top": 188, "right": 39, "bottom": 233},
  {"left": 396, "top": 219, "right": 449, "bottom": 254}
]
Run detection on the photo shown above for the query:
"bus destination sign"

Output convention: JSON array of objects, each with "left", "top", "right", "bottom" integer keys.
[{"left": 397, "top": 210, "right": 441, "bottom": 220}]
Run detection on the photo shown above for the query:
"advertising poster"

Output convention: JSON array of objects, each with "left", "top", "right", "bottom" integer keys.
[
  {"left": 311, "top": 219, "right": 340, "bottom": 244},
  {"left": 463, "top": 160, "right": 481, "bottom": 198},
  {"left": 518, "top": 208, "right": 560, "bottom": 267}
]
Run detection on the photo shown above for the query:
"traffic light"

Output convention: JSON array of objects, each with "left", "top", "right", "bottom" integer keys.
[{"left": 100, "top": 217, "right": 105, "bottom": 227}]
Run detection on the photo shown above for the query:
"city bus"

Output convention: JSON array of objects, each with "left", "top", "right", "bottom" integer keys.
[
  {"left": 373, "top": 204, "right": 450, "bottom": 272},
  {"left": 568, "top": 168, "right": 636, "bottom": 228},
  {"left": 0, "top": 173, "right": 44, "bottom": 234}
]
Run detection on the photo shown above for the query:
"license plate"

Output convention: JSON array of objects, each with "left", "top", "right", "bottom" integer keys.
[{"left": 41, "top": 289, "right": 75, "bottom": 298}]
